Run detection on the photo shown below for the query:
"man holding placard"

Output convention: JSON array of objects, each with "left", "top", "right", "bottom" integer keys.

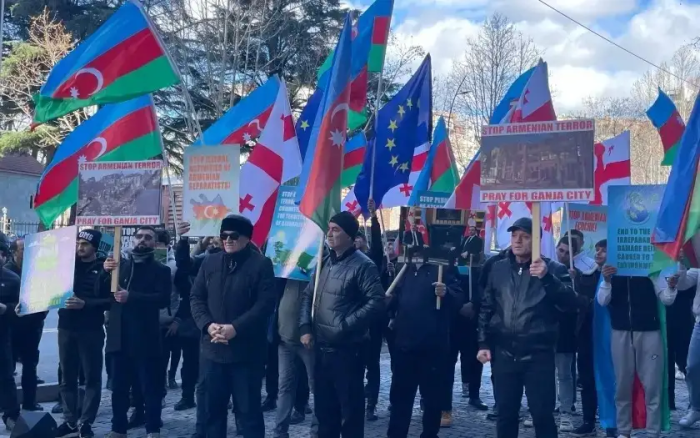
[{"left": 477, "top": 217, "right": 577, "bottom": 438}]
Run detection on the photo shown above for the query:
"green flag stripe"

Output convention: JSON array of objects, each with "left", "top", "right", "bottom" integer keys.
[
  {"left": 661, "top": 142, "right": 680, "bottom": 166},
  {"left": 341, "top": 165, "right": 362, "bottom": 189},
  {"left": 307, "top": 180, "right": 342, "bottom": 232},
  {"left": 34, "top": 56, "right": 178, "bottom": 123},
  {"left": 35, "top": 131, "right": 162, "bottom": 226},
  {"left": 431, "top": 170, "right": 460, "bottom": 193},
  {"left": 368, "top": 44, "right": 387, "bottom": 73}
]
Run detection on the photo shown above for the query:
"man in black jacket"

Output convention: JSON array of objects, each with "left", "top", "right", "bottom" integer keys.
[
  {"left": 299, "top": 211, "right": 385, "bottom": 438},
  {"left": 460, "top": 226, "right": 484, "bottom": 263},
  {"left": 477, "top": 217, "right": 577, "bottom": 438},
  {"left": 103, "top": 225, "right": 172, "bottom": 438},
  {"left": 0, "top": 242, "right": 20, "bottom": 432},
  {"left": 387, "top": 261, "right": 462, "bottom": 438},
  {"left": 55, "top": 229, "right": 110, "bottom": 438},
  {"left": 8, "top": 238, "right": 47, "bottom": 412},
  {"left": 190, "top": 215, "right": 276, "bottom": 438}
]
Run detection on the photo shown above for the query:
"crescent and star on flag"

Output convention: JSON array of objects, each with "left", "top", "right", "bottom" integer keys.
[
  {"left": 69, "top": 68, "right": 105, "bottom": 99},
  {"left": 77, "top": 137, "right": 108, "bottom": 164}
]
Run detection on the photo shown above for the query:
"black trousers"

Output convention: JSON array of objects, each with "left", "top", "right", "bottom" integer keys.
[
  {"left": 0, "top": 330, "right": 20, "bottom": 422},
  {"left": 160, "top": 328, "right": 179, "bottom": 396},
  {"left": 295, "top": 355, "right": 310, "bottom": 411},
  {"left": 387, "top": 347, "right": 444, "bottom": 438},
  {"left": 667, "top": 294, "right": 694, "bottom": 406},
  {"left": 315, "top": 345, "right": 365, "bottom": 438},
  {"left": 111, "top": 353, "right": 163, "bottom": 434},
  {"left": 364, "top": 322, "right": 383, "bottom": 407},
  {"left": 444, "top": 318, "right": 482, "bottom": 410},
  {"left": 58, "top": 329, "right": 104, "bottom": 425},
  {"left": 179, "top": 336, "right": 199, "bottom": 401},
  {"left": 265, "top": 340, "right": 279, "bottom": 400},
  {"left": 11, "top": 318, "right": 43, "bottom": 406},
  {"left": 577, "top": 320, "right": 597, "bottom": 424},
  {"left": 492, "top": 348, "right": 557, "bottom": 438}
]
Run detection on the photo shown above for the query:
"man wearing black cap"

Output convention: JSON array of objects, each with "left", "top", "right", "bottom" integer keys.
[
  {"left": 103, "top": 225, "right": 172, "bottom": 438},
  {"left": 477, "top": 217, "right": 577, "bottom": 438},
  {"left": 55, "top": 229, "right": 111, "bottom": 438},
  {"left": 299, "top": 210, "right": 385, "bottom": 438},
  {"left": 0, "top": 242, "right": 20, "bottom": 431},
  {"left": 191, "top": 214, "right": 276, "bottom": 438}
]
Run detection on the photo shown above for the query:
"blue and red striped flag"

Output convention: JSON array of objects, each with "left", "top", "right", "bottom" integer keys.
[
  {"left": 295, "top": 14, "right": 353, "bottom": 229},
  {"left": 646, "top": 88, "right": 686, "bottom": 166}
]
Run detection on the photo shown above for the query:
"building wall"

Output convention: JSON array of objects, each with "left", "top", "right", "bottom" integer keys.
[{"left": 0, "top": 171, "right": 40, "bottom": 223}]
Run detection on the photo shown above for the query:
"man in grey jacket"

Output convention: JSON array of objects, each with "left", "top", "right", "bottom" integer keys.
[{"left": 274, "top": 279, "right": 318, "bottom": 438}]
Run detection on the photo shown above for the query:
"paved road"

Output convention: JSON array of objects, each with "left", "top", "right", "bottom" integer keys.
[{"left": 5, "top": 350, "right": 700, "bottom": 437}]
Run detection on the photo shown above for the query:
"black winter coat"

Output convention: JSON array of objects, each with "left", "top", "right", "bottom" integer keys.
[
  {"left": 59, "top": 258, "right": 110, "bottom": 330},
  {"left": 0, "top": 267, "right": 20, "bottom": 332},
  {"left": 299, "top": 248, "right": 385, "bottom": 348},
  {"left": 190, "top": 244, "right": 276, "bottom": 364},
  {"left": 478, "top": 251, "right": 577, "bottom": 356},
  {"left": 103, "top": 256, "right": 171, "bottom": 357}
]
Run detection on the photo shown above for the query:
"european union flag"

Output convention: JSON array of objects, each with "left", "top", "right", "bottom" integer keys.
[
  {"left": 354, "top": 54, "right": 432, "bottom": 212},
  {"left": 295, "top": 89, "right": 323, "bottom": 162}
]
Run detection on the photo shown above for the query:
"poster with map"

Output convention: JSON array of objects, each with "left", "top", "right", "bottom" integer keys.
[
  {"left": 18, "top": 226, "right": 77, "bottom": 315},
  {"left": 182, "top": 145, "right": 240, "bottom": 237}
]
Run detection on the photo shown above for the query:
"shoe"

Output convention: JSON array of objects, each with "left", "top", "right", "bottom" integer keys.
[
  {"left": 174, "top": 398, "right": 196, "bottom": 411},
  {"left": 127, "top": 411, "right": 145, "bottom": 430},
  {"left": 261, "top": 396, "right": 277, "bottom": 412},
  {"left": 523, "top": 417, "right": 533, "bottom": 428},
  {"left": 52, "top": 402, "right": 64, "bottom": 414},
  {"left": 22, "top": 403, "right": 43, "bottom": 411},
  {"left": 79, "top": 423, "right": 94, "bottom": 438},
  {"left": 680, "top": 410, "right": 700, "bottom": 428},
  {"left": 440, "top": 411, "right": 452, "bottom": 428},
  {"left": 305, "top": 404, "right": 312, "bottom": 414},
  {"left": 56, "top": 422, "right": 79, "bottom": 438},
  {"left": 37, "top": 378, "right": 45, "bottom": 384},
  {"left": 571, "top": 422, "right": 596, "bottom": 436},
  {"left": 168, "top": 377, "right": 178, "bottom": 389},
  {"left": 676, "top": 369, "right": 686, "bottom": 380},
  {"left": 486, "top": 411, "right": 498, "bottom": 421},
  {"left": 469, "top": 398, "right": 488, "bottom": 411},
  {"left": 366, "top": 405, "right": 378, "bottom": 421},
  {"left": 290, "top": 409, "right": 305, "bottom": 425},
  {"left": 461, "top": 383, "right": 469, "bottom": 398},
  {"left": 559, "top": 414, "right": 574, "bottom": 432}
]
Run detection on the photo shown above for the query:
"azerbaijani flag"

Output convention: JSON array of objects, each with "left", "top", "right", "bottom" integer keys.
[
  {"left": 34, "top": 95, "right": 162, "bottom": 227},
  {"left": 32, "top": 0, "right": 179, "bottom": 124},
  {"left": 317, "top": 0, "right": 394, "bottom": 130},
  {"left": 444, "top": 151, "right": 481, "bottom": 210},
  {"left": 193, "top": 76, "right": 280, "bottom": 146},
  {"left": 408, "top": 117, "right": 459, "bottom": 205},
  {"left": 341, "top": 133, "right": 367, "bottom": 188},
  {"left": 646, "top": 88, "right": 686, "bottom": 166},
  {"left": 295, "top": 14, "right": 353, "bottom": 229}
]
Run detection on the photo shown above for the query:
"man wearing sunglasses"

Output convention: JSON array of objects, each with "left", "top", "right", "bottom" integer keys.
[
  {"left": 191, "top": 214, "right": 276, "bottom": 438},
  {"left": 102, "top": 225, "right": 172, "bottom": 438}
]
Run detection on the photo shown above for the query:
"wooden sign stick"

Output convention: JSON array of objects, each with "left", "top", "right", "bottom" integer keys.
[
  {"left": 436, "top": 264, "right": 443, "bottom": 310},
  {"left": 531, "top": 203, "right": 541, "bottom": 262},
  {"left": 110, "top": 226, "right": 122, "bottom": 293}
]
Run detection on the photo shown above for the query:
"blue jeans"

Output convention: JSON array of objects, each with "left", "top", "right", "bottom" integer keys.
[
  {"left": 204, "top": 358, "right": 264, "bottom": 438},
  {"left": 686, "top": 322, "right": 700, "bottom": 410}
]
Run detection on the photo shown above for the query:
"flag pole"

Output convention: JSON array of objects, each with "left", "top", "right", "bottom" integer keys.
[
  {"left": 564, "top": 202, "right": 576, "bottom": 291},
  {"left": 153, "top": 98, "right": 181, "bottom": 238}
]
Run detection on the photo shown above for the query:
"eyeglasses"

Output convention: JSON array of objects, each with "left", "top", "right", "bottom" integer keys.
[
  {"left": 134, "top": 233, "right": 154, "bottom": 241},
  {"left": 220, "top": 231, "right": 240, "bottom": 241}
]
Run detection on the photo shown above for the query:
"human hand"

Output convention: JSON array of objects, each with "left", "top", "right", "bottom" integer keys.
[
  {"left": 218, "top": 324, "right": 236, "bottom": 341},
  {"left": 368, "top": 198, "right": 377, "bottom": 216},
  {"left": 460, "top": 302, "right": 475, "bottom": 319},
  {"left": 65, "top": 296, "right": 86, "bottom": 310},
  {"left": 433, "top": 282, "right": 446, "bottom": 298},
  {"left": 177, "top": 221, "right": 191, "bottom": 236},
  {"left": 301, "top": 334, "right": 313, "bottom": 349},
  {"left": 166, "top": 320, "right": 179, "bottom": 337},
  {"left": 668, "top": 274, "right": 679, "bottom": 289},
  {"left": 568, "top": 268, "right": 577, "bottom": 279},
  {"left": 602, "top": 265, "right": 617, "bottom": 283},
  {"left": 530, "top": 258, "right": 548, "bottom": 279},
  {"left": 387, "top": 319, "right": 395, "bottom": 330},
  {"left": 477, "top": 349, "right": 491, "bottom": 364},
  {"left": 104, "top": 257, "right": 118, "bottom": 272},
  {"left": 114, "top": 288, "right": 129, "bottom": 304},
  {"left": 14, "top": 303, "right": 23, "bottom": 316}
]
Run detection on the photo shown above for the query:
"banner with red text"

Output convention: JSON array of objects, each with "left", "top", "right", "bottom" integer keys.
[
  {"left": 77, "top": 160, "right": 163, "bottom": 227},
  {"left": 480, "top": 120, "right": 595, "bottom": 203},
  {"left": 182, "top": 145, "right": 241, "bottom": 237},
  {"left": 562, "top": 203, "right": 607, "bottom": 260}
]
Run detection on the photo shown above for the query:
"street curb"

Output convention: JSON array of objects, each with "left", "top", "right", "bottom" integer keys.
[{"left": 17, "top": 382, "right": 60, "bottom": 404}]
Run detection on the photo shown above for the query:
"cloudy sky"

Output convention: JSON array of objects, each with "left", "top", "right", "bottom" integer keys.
[{"left": 345, "top": 0, "right": 700, "bottom": 114}]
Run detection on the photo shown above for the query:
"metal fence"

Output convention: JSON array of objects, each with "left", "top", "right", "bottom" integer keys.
[{"left": 0, "top": 207, "right": 52, "bottom": 239}]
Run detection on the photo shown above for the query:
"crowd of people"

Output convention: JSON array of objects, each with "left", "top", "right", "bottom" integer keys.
[{"left": 0, "top": 204, "right": 698, "bottom": 438}]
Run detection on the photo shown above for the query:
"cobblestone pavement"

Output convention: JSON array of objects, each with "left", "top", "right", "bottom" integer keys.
[{"left": 3, "top": 351, "right": 699, "bottom": 437}]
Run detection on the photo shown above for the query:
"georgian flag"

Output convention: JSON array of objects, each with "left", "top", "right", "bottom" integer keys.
[
  {"left": 495, "top": 201, "right": 556, "bottom": 260},
  {"left": 239, "top": 80, "right": 301, "bottom": 246},
  {"left": 341, "top": 189, "right": 362, "bottom": 218},
  {"left": 380, "top": 142, "right": 429, "bottom": 208},
  {"left": 591, "top": 131, "right": 631, "bottom": 206}
]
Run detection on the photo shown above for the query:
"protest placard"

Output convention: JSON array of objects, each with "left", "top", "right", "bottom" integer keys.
[
  {"left": 182, "top": 145, "right": 241, "bottom": 237},
  {"left": 416, "top": 190, "right": 452, "bottom": 208},
  {"left": 18, "top": 226, "right": 77, "bottom": 315},
  {"left": 607, "top": 184, "right": 665, "bottom": 276},
  {"left": 480, "top": 120, "right": 595, "bottom": 203},
  {"left": 397, "top": 206, "right": 468, "bottom": 265},
  {"left": 264, "top": 186, "right": 322, "bottom": 281},
  {"left": 76, "top": 160, "right": 163, "bottom": 227},
  {"left": 562, "top": 204, "right": 607, "bottom": 260}
]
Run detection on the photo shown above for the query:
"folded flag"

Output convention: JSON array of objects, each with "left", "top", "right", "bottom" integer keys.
[
  {"left": 342, "top": 133, "right": 367, "bottom": 188},
  {"left": 33, "top": 0, "right": 179, "bottom": 124},
  {"left": 193, "top": 76, "right": 280, "bottom": 146},
  {"left": 647, "top": 88, "right": 686, "bottom": 166},
  {"left": 491, "top": 59, "right": 555, "bottom": 124},
  {"left": 591, "top": 131, "right": 631, "bottom": 206},
  {"left": 444, "top": 151, "right": 481, "bottom": 210},
  {"left": 34, "top": 95, "right": 161, "bottom": 227}
]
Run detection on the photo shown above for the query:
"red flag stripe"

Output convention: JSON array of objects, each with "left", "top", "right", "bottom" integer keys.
[
  {"left": 371, "top": 16, "right": 390, "bottom": 45},
  {"left": 35, "top": 106, "right": 157, "bottom": 206},
  {"left": 251, "top": 190, "right": 278, "bottom": 246},
  {"left": 349, "top": 68, "right": 369, "bottom": 113},
  {"left": 343, "top": 147, "right": 365, "bottom": 170},
  {"left": 246, "top": 144, "right": 284, "bottom": 183},
  {"left": 430, "top": 140, "right": 451, "bottom": 182},
  {"left": 222, "top": 106, "right": 273, "bottom": 145},
  {"left": 53, "top": 29, "right": 164, "bottom": 99},
  {"left": 411, "top": 150, "right": 428, "bottom": 171},
  {"left": 659, "top": 112, "right": 684, "bottom": 152}
]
